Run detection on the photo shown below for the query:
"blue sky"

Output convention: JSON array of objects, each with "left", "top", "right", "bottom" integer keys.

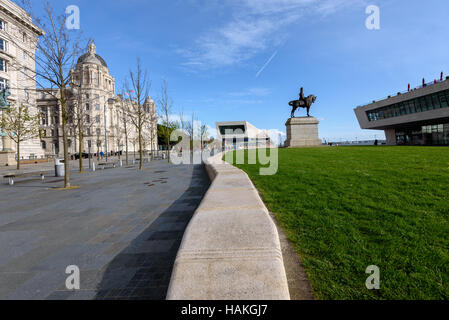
[{"left": 25, "top": 0, "right": 449, "bottom": 142}]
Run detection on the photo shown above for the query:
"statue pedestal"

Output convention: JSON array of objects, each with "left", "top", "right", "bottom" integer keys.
[
  {"left": 285, "top": 117, "right": 322, "bottom": 147},
  {"left": 0, "top": 150, "right": 17, "bottom": 166}
]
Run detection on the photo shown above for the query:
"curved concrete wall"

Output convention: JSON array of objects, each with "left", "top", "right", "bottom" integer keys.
[{"left": 166, "top": 153, "right": 290, "bottom": 300}]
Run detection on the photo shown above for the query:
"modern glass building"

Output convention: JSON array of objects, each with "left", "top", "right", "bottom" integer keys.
[
  {"left": 354, "top": 78, "right": 449, "bottom": 146},
  {"left": 216, "top": 121, "right": 271, "bottom": 150}
]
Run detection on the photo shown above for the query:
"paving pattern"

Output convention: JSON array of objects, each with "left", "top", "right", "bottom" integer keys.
[{"left": 0, "top": 161, "right": 210, "bottom": 300}]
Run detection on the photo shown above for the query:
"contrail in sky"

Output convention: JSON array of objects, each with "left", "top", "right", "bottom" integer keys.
[{"left": 256, "top": 50, "right": 278, "bottom": 78}]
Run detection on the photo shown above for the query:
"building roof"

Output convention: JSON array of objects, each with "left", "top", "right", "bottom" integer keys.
[
  {"left": 76, "top": 53, "right": 108, "bottom": 68},
  {"left": 76, "top": 41, "right": 108, "bottom": 68}
]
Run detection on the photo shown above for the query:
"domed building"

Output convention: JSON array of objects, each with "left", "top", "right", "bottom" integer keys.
[{"left": 37, "top": 40, "right": 158, "bottom": 158}]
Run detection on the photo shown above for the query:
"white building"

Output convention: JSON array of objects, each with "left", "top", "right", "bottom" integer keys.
[
  {"left": 0, "top": 0, "right": 44, "bottom": 164},
  {"left": 216, "top": 121, "right": 271, "bottom": 150},
  {"left": 38, "top": 41, "right": 158, "bottom": 157}
]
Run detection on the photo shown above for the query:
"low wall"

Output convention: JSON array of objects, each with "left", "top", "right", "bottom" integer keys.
[{"left": 166, "top": 153, "right": 290, "bottom": 300}]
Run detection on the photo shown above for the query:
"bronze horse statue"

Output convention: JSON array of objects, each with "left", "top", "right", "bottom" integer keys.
[{"left": 289, "top": 94, "right": 317, "bottom": 118}]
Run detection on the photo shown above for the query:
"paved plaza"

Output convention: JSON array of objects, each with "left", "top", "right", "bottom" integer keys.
[{"left": 0, "top": 161, "right": 210, "bottom": 300}]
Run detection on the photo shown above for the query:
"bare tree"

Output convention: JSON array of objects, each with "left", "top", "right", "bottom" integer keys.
[
  {"left": 120, "top": 97, "right": 130, "bottom": 165},
  {"left": 184, "top": 112, "right": 197, "bottom": 153},
  {"left": 70, "top": 85, "right": 96, "bottom": 172},
  {"left": 13, "top": 0, "right": 82, "bottom": 188},
  {"left": 124, "top": 59, "right": 151, "bottom": 170},
  {"left": 157, "top": 80, "right": 174, "bottom": 162},
  {"left": 0, "top": 104, "right": 41, "bottom": 170},
  {"left": 145, "top": 105, "right": 157, "bottom": 161},
  {"left": 200, "top": 124, "right": 209, "bottom": 150}
]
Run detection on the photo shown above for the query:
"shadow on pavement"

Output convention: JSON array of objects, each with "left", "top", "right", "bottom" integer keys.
[{"left": 94, "top": 164, "right": 210, "bottom": 300}]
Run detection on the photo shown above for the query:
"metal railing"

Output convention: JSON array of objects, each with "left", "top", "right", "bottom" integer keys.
[{"left": 357, "top": 78, "right": 449, "bottom": 108}]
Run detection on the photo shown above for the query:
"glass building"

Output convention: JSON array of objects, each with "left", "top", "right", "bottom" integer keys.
[{"left": 354, "top": 78, "right": 449, "bottom": 146}]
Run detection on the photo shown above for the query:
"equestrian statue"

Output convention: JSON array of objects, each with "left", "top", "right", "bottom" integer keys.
[{"left": 289, "top": 87, "right": 316, "bottom": 118}]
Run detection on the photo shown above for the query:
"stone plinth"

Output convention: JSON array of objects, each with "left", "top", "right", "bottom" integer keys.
[
  {"left": 0, "top": 150, "right": 17, "bottom": 166},
  {"left": 285, "top": 117, "right": 321, "bottom": 147}
]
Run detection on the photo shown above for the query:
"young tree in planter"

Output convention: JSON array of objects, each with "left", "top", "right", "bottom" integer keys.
[{"left": 0, "top": 104, "right": 41, "bottom": 170}]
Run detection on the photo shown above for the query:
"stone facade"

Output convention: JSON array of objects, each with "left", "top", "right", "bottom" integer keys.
[
  {"left": 38, "top": 41, "right": 158, "bottom": 157},
  {"left": 285, "top": 117, "right": 322, "bottom": 147},
  {"left": 0, "top": 0, "right": 44, "bottom": 163}
]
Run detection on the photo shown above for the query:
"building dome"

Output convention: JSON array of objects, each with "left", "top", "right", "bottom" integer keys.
[{"left": 76, "top": 41, "right": 108, "bottom": 68}]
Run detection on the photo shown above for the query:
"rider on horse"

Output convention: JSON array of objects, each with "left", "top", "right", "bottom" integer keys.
[{"left": 299, "top": 87, "right": 305, "bottom": 105}]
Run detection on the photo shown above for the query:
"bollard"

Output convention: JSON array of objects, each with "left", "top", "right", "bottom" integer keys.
[
  {"left": 119, "top": 159, "right": 123, "bottom": 167},
  {"left": 92, "top": 163, "right": 96, "bottom": 172},
  {"left": 9, "top": 177, "right": 14, "bottom": 186}
]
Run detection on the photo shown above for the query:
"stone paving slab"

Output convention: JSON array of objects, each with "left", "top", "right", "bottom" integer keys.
[{"left": 0, "top": 161, "right": 210, "bottom": 300}]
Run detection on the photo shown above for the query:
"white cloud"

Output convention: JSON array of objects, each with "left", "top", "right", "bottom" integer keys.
[
  {"left": 180, "top": 0, "right": 364, "bottom": 69},
  {"left": 261, "top": 128, "right": 286, "bottom": 144}
]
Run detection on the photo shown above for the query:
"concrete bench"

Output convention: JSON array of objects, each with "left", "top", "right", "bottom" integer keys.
[
  {"left": 3, "top": 171, "right": 47, "bottom": 186},
  {"left": 98, "top": 162, "right": 116, "bottom": 170}
]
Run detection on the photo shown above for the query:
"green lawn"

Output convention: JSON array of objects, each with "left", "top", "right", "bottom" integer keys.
[{"left": 227, "top": 146, "right": 449, "bottom": 300}]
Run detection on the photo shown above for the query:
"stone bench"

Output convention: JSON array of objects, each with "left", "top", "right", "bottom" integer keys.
[
  {"left": 3, "top": 171, "right": 47, "bottom": 186},
  {"left": 166, "top": 152, "right": 290, "bottom": 300},
  {"left": 98, "top": 162, "right": 116, "bottom": 170}
]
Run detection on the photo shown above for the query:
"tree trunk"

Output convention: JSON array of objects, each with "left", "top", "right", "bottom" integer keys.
[
  {"left": 125, "top": 133, "right": 129, "bottom": 166},
  {"left": 62, "top": 104, "right": 70, "bottom": 188},
  {"left": 78, "top": 127, "right": 83, "bottom": 172},
  {"left": 151, "top": 131, "right": 154, "bottom": 161},
  {"left": 138, "top": 125, "right": 143, "bottom": 170},
  {"left": 166, "top": 127, "right": 170, "bottom": 163},
  {"left": 118, "top": 140, "right": 121, "bottom": 160},
  {"left": 16, "top": 140, "right": 20, "bottom": 170}
]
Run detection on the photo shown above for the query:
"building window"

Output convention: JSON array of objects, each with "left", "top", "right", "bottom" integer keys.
[
  {"left": 93, "top": 73, "right": 98, "bottom": 85},
  {"left": 41, "top": 109, "right": 48, "bottom": 125},
  {"left": 96, "top": 115, "right": 100, "bottom": 123},
  {"left": 0, "top": 58, "right": 6, "bottom": 72},
  {"left": 86, "top": 115, "right": 90, "bottom": 123},
  {"left": 0, "top": 77, "right": 8, "bottom": 90},
  {"left": 96, "top": 128, "right": 101, "bottom": 136},
  {"left": 0, "top": 38, "right": 7, "bottom": 52},
  {"left": 23, "top": 32, "right": 27, "bottom": 43},
  {"left": 86, "top": 103, "right": 90, "bottom": 111},
  {"left": 95, "top": 104, "right": 100, "bottom": 111},
  {"left": 86, "top": 128, "right": 91, "bottom": 136},
  {"left": 367, "top": 89, "right": 449, "bottom": 122},
  {"left": 23, "top": 50, "right": 27, "bottom": 61},
  {"left": 0, "top": 20, "right": 4, "bottom": 31},
  {"left": 41, "top": 141, "right": 46, "bottom": 149}
]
